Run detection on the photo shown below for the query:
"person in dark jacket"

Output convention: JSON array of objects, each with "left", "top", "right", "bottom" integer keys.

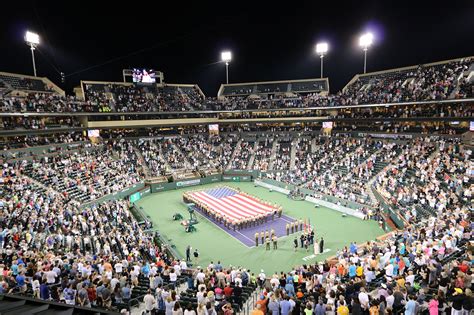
[
  {"left": 39, "top": 280, "right": 50, "bottom": 300},
  {"left": 449, "top": 288, "right": 465, "bottom": 315},
  {"left": 462, "top": 288, "right": 473, "bottom": 314},
  {"left": 351, "top": 297, "right": 363, "bottom": 315}
]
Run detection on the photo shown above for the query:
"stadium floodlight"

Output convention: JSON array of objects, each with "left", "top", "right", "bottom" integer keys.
[
  {"left": 315, "top": 42, "right": 329, "bottom": 78},
  {"left": 221, "top": 51, "right": 232, "bottom": 84},
  {"left": 25, "top": 31, "right": 40, "bottom": 77},
  {"left": 359, "top": 32, "right": 373, "bottom": 74}
]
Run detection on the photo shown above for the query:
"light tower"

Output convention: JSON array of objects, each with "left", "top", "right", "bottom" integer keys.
[
  {"left": 315, "top": 42, "right": 329, "bottom": 78},
  {"left": 25, "top": 31, "right": 40, "bottom": 77},
  {"left": 359, "top": 32, "right": 373, "bottom": 74},
  {"left": 221, "top": 51, "right": 232, "bottom": 84}
]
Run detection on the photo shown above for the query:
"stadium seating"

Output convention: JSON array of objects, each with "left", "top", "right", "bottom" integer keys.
[
  {"left": 1, "top": 132, "right": 472, "bottom": 313},
  {"left": 342, "top": 58, "right": 473, "bottom": 104},
  {"left": 0, "top": 57, "right": 470, "bottom": 116},
  {"left": 1, "top": 56, "right": 473, "bottom": 314}
]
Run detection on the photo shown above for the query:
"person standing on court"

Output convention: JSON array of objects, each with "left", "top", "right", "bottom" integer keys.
[
  {"left": 265, "top": 237, "right": 271, "bottom": 250},
  {"left": 255, "top": 232, "right": 259, "bottom": 247},
  {"left": 319, "top": 237, "right": 324, "bottom": 253},
  {"left": 193, "top": 248, "right": 199, "bottom": 264},
  {"left": 186, "top": 246, "right": 191, "bottom": 262},
  {"left": 272, "top": 235, "right": 278, "bottom": 250},
  {"left": 294, "top": 238, "right": 298, "bottom": 251}
]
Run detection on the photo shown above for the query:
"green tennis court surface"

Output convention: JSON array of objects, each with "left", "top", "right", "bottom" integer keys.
[{"left": 137, "top": 182, "right": 384, "bottom": 272}]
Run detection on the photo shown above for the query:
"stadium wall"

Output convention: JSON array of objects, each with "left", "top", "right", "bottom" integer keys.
[
  {"left": 256, "top": 178, "right": 373, "bottom": 211},
  {"left": 149, "top": 174, "right": 223, "bottom": 193}
]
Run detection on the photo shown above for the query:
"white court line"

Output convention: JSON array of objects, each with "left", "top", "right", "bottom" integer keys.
[
  {"left": 280, "top": 216, "right": 295, "bottom": 223},
  {"left": 234, "top": 230, "right": 256, "bottom": 243},
  {"left": 302, "top": 249, "right": 331, "bottom": 261}
]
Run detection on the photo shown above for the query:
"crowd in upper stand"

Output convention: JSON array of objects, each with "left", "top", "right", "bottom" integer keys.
[
  {"left": 0, "top": 116, "right": 82, "bottom": 131},
  {"left": 339, "top": 59, "right": 473, "bottom": 105},
  {"left": 1, "top": 132, "right": 87, "bottom": 151},
  {"left": 0, "top": 58, "right": 471, "bottom": 115},
  {"left": 1, "top": 93, "right": 93, "bottom": 113},
  {"left": 0, "top": 102, "right": 472, "bottom": 133}
]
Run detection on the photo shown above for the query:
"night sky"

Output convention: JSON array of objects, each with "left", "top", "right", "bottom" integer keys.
[{"left": 1, "top": 1, "right": 473, "bottom": 96}]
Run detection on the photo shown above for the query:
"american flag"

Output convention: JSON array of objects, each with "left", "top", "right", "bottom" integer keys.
[{"left": 188, "top": 187, "right": 276, "bottom": 222}]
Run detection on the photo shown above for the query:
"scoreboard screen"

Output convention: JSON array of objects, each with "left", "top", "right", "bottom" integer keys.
[{"left": 132, "top": 69, "right": 156, "bottom": 83}]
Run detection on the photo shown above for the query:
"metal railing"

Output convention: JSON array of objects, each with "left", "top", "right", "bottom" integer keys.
[{"left": 126, "top": 294, "right": 146, "bottom": 312}]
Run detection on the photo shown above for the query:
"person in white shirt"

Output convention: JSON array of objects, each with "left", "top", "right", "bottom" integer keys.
[
  {"left": 196, "top": 287, "right": 206, "bottom": 304},
  {"left": 174, "top": 264, "right": 181, "bottom": 276},
  {"left": 105, "top": 269, "right": 113, "bottom": 280},
  {"left": 350, "top": 255, "right": 360, "bottom": 265},
  {"left": 114, "top": 262, "right": 123, "bottom": 274},
  {"left": 230, "top": 268, "right": 238, "bottom": 282},
  {"left": 179, "top": 260, "right": 187, "bottom": 271},
  {"left": 32, "top": 278, "right": 40, "bottom": 298},
  {"left": 207, "top": 261, "right": 215, "bottom": 271},
  {"left": 385, "top": 263, "right": 394, "bottom": 278},
  {"left": 131, "top": 268, "right": 139, "bottom": 286},
  {"left": 184, "top": 303, "right": 196, "bottom": 315},
  {"left": 270, "top": 276, "right": 280, "bottom": 289},
  {"left": 45, "top": 270, "right": 57, "bottom": 284},
  {"left": 196, "top": 270, "right": 206, "bottom": 283},
  {"left": 358, "top": 287, "right": 369, "bottom": 310},
  {"left": 405, "top": 270, "right": 415, "bottom": 286},
  {"left": 170, "top": 271, "right": 178, "bottom": 288},
  {"left": 234, "top": 275, "right": 242, "bottom": 288},
  {"left": 122, "top": 259, "right": 129, "bottom": 269},
  {"left": 150, "top": 265, "right": 158, "bottom": 277},
  {"left": 110, "top": 277, "right": 120, "bottom": 291},
  {"left": 258, "top": 270, "right": 266, "bottom": 288},
  {"left": 365, "top": 268, "right": 375, "bottom": 283},
  {"left": 143, "top": 289, "right": 156, "bottom": 312},
  {"left": 386, "top": 292, "right": 395, "bottom": 309}
]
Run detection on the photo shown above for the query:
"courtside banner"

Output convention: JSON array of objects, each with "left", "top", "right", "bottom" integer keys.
[{"left": 176, "top": 179, "right": 201, "bottom": 187}]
